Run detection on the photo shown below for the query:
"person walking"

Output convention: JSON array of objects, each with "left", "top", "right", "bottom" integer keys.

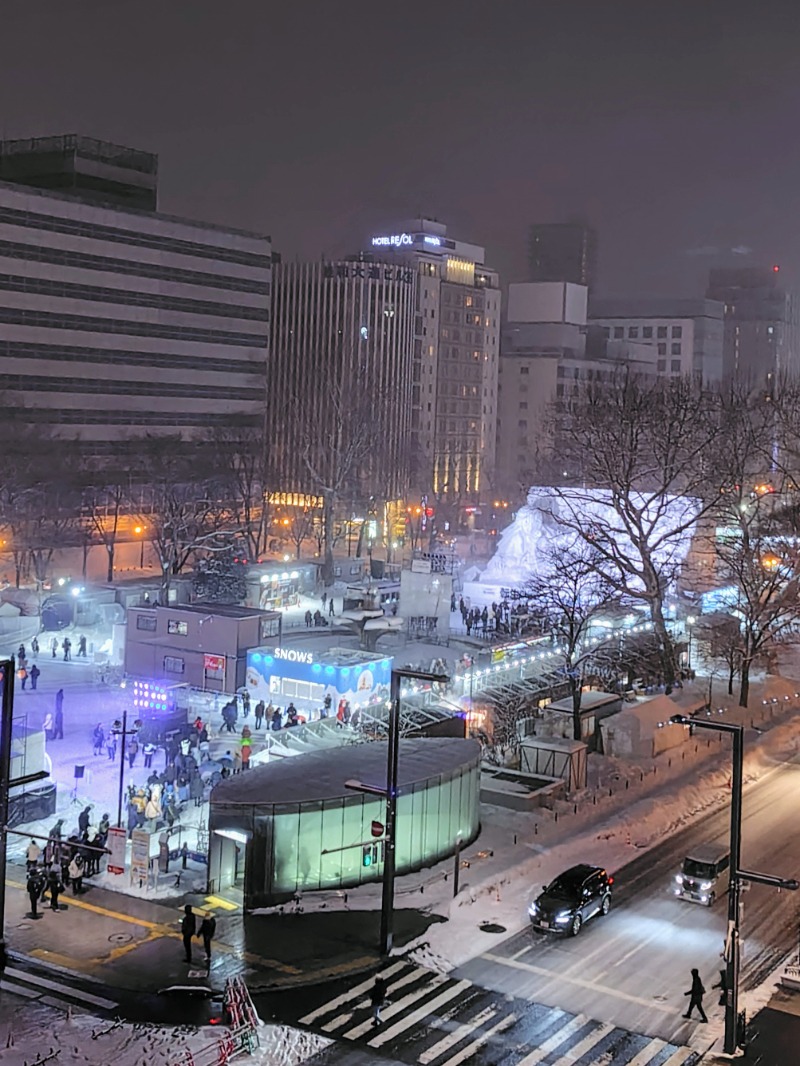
[
  {"left": 62, "top": 637, "right": 71, "bottom": 662},
  {"left": 26, "top": 870, "right": 41, "bottom": 918},
  {"left": 47, "top": 867, "right": 63, "bottom": 911},
  {"left": 241, "top": 689, "right": 250, "bottom": 718},
  {"left": 50, "top": 637, "right": 58, "bottom": 659},
  {"left": 26, "top": 839, "right": 41, "bottom": 870},
  {"left": 254, "top": 700, "right": 265, "bottom": 730},
  {"left": 92, "top": 723, "right": 105, "bottom": 756},
  {"left": 304, "top": 609, "right": 313, "bottom": 628},
  {"left": 29, "top": 663, "right": 40, "bottom": 690},
  {"left": 68, "top": 853, "right": 84, "bottom": 895},
  {"left": 19, "top": 664, "right": 28, "bottom": 690},
  {"left": 78, "top": 806, "right": 92, "bottom": 835},
  {"left": 54, "top": 697, "right": 64, "bottom": 740},
  {"left": 31, "top": 636, "right": 39, "bottom": 659},
  {"left": 181, "top": 904, "right": 196, "bottom": 963},
  {"left": 127, "top": 734, "right": 139, "bottom": 768},
  {"left": 43, "top": 713, "right": 54, "bottom": 741},
  {"left": 18, "top": 644, "right": 25, "bottom": 663},
  {"left": 370, "top": 976, "right": 388, "bottom": 1027},
  {"left": 143, "top": 740, "right": 156, "bottom": 768},
  {"left": 198, "top": 914, "right": 216, "bottom": 962},
  {"left": 329, "top": 597, "right": 335, "bottom": 617},
  {"left": 78, "top": 635, "right": 87, "bottom": 658},
  {"left": 683, "top": 968, "right": 708, "bottom": 1022}
]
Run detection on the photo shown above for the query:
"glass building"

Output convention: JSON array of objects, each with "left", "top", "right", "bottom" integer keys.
[{"left": 208, "top": 737, "right": 480, "bottom": 908}]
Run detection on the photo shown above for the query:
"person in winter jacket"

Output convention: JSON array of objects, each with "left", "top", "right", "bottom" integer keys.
[{"left": 181, "top": 905, "right": 196, "bottom": 963}]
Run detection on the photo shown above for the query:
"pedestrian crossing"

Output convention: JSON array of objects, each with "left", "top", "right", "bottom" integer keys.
[
  {"left": 298, "top": 961, "right": 701, "bottom": 1066},
  {"left": 0, "top": 964, "right": 119, "bottom": 1016}
]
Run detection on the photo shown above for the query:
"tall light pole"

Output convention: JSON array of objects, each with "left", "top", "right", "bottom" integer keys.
[
  {"left": 347, "top": 667, "right": 449, "bottom": 957},
  {"left": 670, "top": 715, "right": 798, "bottom": 1054},
  {"left": 686, "top": 615, "right": 696, "bottom": 670}
]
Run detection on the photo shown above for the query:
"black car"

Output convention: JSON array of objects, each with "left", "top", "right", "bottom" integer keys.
[{"left": 528, "top": 863, "right": 613, "bottom": 936}]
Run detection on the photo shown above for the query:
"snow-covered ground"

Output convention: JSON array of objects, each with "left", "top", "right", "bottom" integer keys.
[{"left": 0, "top": 1005, "right": 331, "bottom": 1066}]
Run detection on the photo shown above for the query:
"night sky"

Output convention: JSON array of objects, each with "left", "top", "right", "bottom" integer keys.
[{"left": 4, "top": 0, "right": 800, "bottom": 296}]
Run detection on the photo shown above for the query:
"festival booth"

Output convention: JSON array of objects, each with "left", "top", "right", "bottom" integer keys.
[{"left": 245, "top": 645, "right": 392, "bottom": 720}]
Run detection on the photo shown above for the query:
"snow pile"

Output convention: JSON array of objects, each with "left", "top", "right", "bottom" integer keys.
[{"left": 0, "top": 1007, "right": 331, "bottom": 1066}]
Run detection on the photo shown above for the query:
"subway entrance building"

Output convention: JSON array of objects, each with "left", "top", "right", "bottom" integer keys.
[{"left": 208, "top": 737, "right": 480, "bottom": 908}]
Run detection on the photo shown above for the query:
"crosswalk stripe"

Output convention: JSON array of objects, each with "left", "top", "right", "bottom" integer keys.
[
  {"left": 326, "top": 967, "right": 430, "bottom": 1034},
  {"left": 514, "top": 1014, "right": 589, "bottom": 1066},
  {"left": 419, "top": 1006, "right": 498, "bottom": 1064},
  {"left": 547, "top": 1021, "right": 614, "bottom": 1064},
  {"left": 345, "top": 972, "right": 450, "bottom": 1039},
  {"left": 626, "top": 1037, "right": 669, "bottom": 1065},
  {"left": 299, "top": 960, "right": 406, "bottom": 1024},
  {"left": 0, "top": 978, "right": 40, "bottom": 1000},
  {"left": 4, "top": 966, "right": 117, "bottom": 1010},
  {"left": 368, "top": 980, "right": 472, "bottom": 1049},
  {"left": 436, "top": 1012, "right": 517, "bottom": 1066},
  {"left": 660, "top": 1049, "right": 696, "bottom": 1066}
]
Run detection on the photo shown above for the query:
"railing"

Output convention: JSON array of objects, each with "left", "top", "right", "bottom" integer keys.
[{"left": 169, "top": 977, "right": 259, "bottom": 1065}]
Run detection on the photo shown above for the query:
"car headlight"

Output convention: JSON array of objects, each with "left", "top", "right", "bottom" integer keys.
[
  {"left": 700, "top": 881, "right": 713, "bottom": 891},
  {"left": 555, "top": 911, "right": 572, "bottom": 924},
  {"left": 675, "top": 874, "right": 684, "bottom": 884}
]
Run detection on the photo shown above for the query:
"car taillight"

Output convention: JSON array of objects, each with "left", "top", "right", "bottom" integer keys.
[{"left": 608, "top": 876, "right": 614, "bottom": 885}]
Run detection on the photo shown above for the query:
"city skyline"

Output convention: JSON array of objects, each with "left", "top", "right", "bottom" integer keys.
[{"left": 4, "top": 1, "right": 800, "bottom": 297}]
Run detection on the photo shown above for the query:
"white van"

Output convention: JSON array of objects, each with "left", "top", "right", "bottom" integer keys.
[{"left": 674, "top": 843, "right": 730, "bottom": 906}]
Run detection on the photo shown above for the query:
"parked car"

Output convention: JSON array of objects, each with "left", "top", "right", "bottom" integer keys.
[{"left": 529, "top": 863, "right": 613, "bottom": 936}]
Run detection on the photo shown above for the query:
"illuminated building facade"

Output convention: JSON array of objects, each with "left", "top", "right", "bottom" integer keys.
[
  {"left": 269, "top": 258, "right": 417, "bottom": 503},
  {"left": 361, "top": 220, "right": 501, "bottom": 508}
]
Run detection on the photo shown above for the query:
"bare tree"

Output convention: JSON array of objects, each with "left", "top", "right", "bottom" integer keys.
[
  {"left": 549, "top": 372, "right": 724, "bottom": 691},
  {"left": 286, "top": 506, "right": 319, "bottom": 559},
  {"left": 210, "top": 425, "right": 271, "bottom": 563},
  {"left": 83, "top": 478, "right": 129, "bottom": 583},
  {"left": 521, "top": 540, "right": 616, "bottom": 741}
]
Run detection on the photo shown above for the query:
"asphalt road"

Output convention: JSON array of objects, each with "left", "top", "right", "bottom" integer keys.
[{"left": 454, "top": 748, "right": 800, "bottom": 1047}]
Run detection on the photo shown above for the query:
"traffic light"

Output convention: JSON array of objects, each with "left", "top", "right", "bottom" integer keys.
[{"left": 363, "top": 844, "right": 374, "bottom": 867}]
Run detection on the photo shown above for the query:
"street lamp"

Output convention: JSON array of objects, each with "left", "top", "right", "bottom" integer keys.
[
  {"left": 134, "top": 525, "right": 145, "bottom": 569},
  {"left": 347, "top": 666, "right": 449, "bottom": 957},
  {"left": 670, "top": 714, "right": 798, "bottom": 1054},
  {"left": 686, "top": 615, "right": 696, "bottom": 670}
]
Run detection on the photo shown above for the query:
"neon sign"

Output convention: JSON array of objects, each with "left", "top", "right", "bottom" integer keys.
[
  {"left": 424, "top": 235, "right": 441, "bottom": 246},
  {"left": 372, "top": 233, "right": 413, "bottom": 247},
  {"left": 274, "top": 647, "right": 314, "bottom": 664}
]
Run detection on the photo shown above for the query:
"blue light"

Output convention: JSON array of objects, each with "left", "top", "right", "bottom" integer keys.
[
  {"left": 252, "top": 652, "right": 262, "bottom": 661},
  {"left": 341, "top": 668, "right": 350, "bottom": 678},
  {"left": 312, "top": 664, "right": 322, "bottom": 673},
  {"left": 325, "top": 666, "right": 335, "bottom": 676},
  {"left": 265, "top": 656, "right": 274, "bottom": 666}
]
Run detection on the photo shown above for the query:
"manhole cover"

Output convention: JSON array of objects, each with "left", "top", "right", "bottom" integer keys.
[
  {"left": 479, "top": 922, "right": 507, "bottom": 934},
  {"left": 108, "top": 933, "right": 133, "bottom": 945}
]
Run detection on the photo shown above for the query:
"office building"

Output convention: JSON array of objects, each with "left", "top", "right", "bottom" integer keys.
[
  {"left": 0, "top": 134, "right": 271, "bottom": 451},
  {"left": 362, "top": 219, "right": 501, "bottom": 508},
  {"left": 269, "top": 258, "right": 417, "bottom": 502},
  {"left": 706, "top": 267, "right": 800, "bottom": 384},
  {"left": 528, "top": 221, "right": 597, "bottom": 289},
  {"left": 588, "top": 297, "right": 724, "bottom": 383},
  {"left": 496, "top": 282, "right": 656, "bottom": 499}
]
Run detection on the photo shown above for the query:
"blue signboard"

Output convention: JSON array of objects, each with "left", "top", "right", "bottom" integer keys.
[{"left": 246, "top": 647, "right": 392, "bottom": 716}]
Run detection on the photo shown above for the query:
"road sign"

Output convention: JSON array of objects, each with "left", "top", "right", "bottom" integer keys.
[
  {"left": 107, "top": 826, "right": 127, "bottom": 875},
  {"left": 371, "top": 820, "right": 384, "bottom": 838}
]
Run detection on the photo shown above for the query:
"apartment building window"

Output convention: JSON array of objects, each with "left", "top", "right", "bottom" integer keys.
[
  {"left": 519, "top": 401, "right": 528, "bottom": 410},
  {"left": 603, "top": 327, "right": 610, "bottom": 338},
  {"left": 671, "top": 359, "right": 681, "bottom": 372},
  {"left": 642, "top": 326, "right": 653, "bottom": 338},
  {"left": 657, "top": 326, "right": 667, "bottom": 338},
  {"left": 614, "top": 326, "right": 624, "bottom": 339},
  {"left": 657, "top": 359, "right": 666, "bottom": 372},
  {"left": 628, "top": 326, "right": 639, "bottom": 339},
  {"left": 520, "top": 366, "right": 529, "bottom": 374},
  {"left": 657, "top": 343, "right": 667, "bottom": 356},
  {"left": 164, "top": 656, "right": 185, "bottom": 675},
  {"left": 671, "top": 342, "right": 681, "bottom": 355},
  {"left": 672, "top": 325, "right": 682, "bottom": 338}
]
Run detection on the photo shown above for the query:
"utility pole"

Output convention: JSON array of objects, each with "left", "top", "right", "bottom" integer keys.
[
  {"left": 112, "top": 710, "right": 140, "bottom": 828},
  {"left": 671, "top": 715, "right": 798, "bottom": 1054},
  {"left": 347, "top": 667, "right": 449, "bottom": 957}
]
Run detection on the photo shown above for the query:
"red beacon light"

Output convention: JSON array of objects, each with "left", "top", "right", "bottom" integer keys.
[{"left": 773, "top": 264, "right": 780, "bottom": 273}]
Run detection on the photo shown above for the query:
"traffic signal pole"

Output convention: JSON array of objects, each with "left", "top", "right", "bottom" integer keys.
[{"left": 0, "top": 658, "right": 14, "bottom": 967}]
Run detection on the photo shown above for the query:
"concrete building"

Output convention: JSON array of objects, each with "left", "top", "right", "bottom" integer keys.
[
  {"left": 362, "top": 220, "right": 501, "bottom": 511},
  {"left": 587, "top": 297, "right": 725, "bottom": 383},
  {"left": 706, "top": 267, "right": 800, "bottom": 384},
  {"left": 528, "top": 221, "right": 597, "bottom": 290},
  {"left": 269, "top": 258, "right": 417, "bottom": 504},
  {"left": 496, "top": 282, "right": 656, "bottom": 500},
  {"left": 0, "top": 134, "right": 271, "bottom": 451}
]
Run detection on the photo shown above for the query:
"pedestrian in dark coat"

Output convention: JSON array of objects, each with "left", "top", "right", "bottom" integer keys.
[
  {"left": 370, "top": 976, "right": 388, "bottom": 1026},
  {"left": 127, "top": 736, "right": 139, "bottom": 768},
  {"left": 78, "top": 806, "right": 92, "bottom": 835},
  {"left": 190, "top": 772, "right": 204, "bottom": 807},
  {"left": 26, "top": 871, "right": 41, "bottom": 917},
  {"left": 53, "top": 704, "right": 64, "bottom": 740},
  {"left": 181, "top": 905, "right": 196, "bottom": 963},
  {"left": 62, "top": 638, "right": 71, "bottom": 662},
  {"left": 47, "top": 868, "right": 63, "bottom": 910},
  {"left": 254, "top": 700, "right": 265, "bottom": 729},
  {"left": 30, "top": 664, "right": 40, "bottom": 690},
  {"left": 198, "top": 914, "right": 216, "bottom": 961},
  {"left": 683, "top": 968, "right": 708, "bottom": 1021},
  {"left": 92, "top": 723, "right": 105, "bottom": 756},
  {"left": 78, "top": 635, "right": 87, "bottom": 657},
  {"left": 241, "top": 689, "right": 250, "bottom": 718}
]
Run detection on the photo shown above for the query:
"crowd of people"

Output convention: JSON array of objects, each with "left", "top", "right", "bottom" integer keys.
[
  {"left": 24, "top": 808, "right": 111, "bottom": 915},
  {"left": 453, "top": 595, "right": 536, "bottom": 638}
]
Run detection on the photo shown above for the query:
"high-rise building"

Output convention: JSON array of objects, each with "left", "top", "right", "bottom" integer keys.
[
  {"left": 362, "top": 219, "right": 501, "bottom": 508},
  {"left": 269, "top": 259, "right": 417, "bottom": 502},
  {"left": 588, "top": 297, "right": 725, "bottom": 383},
  {"left": 0, "top": 134, "right": 271, "bottom": 452},
  {"left": 496, "top": 282, "right": 656, "bottom": 500},
  {"left": 706, "top": 267, "right": 800, "bottom": 384},
  {"left": 528, "top": 221, "right": 597, "bottom": 289}
]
